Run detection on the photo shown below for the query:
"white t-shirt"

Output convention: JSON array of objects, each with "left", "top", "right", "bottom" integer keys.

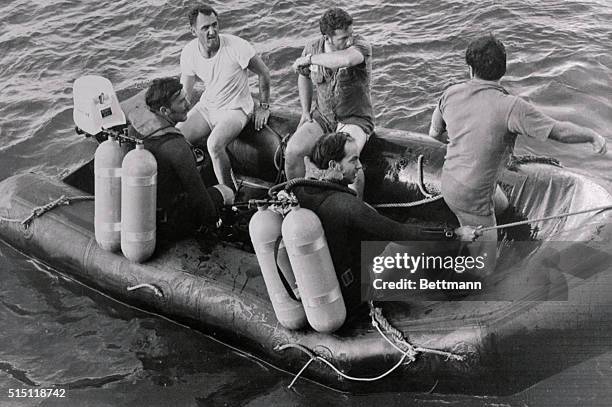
[{"left": 180, "top": 34, "right": 256, "bottom": 114}]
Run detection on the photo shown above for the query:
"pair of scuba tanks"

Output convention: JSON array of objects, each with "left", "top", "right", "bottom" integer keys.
[
  {"left": 249, "top": 206, "right": 347, "bottom": 333},
  {"left": 94, "top": 137, "right": 235, "bottom": 263},
  {"left": 94, "top": 136, "right": 158, "bottom": 263}
]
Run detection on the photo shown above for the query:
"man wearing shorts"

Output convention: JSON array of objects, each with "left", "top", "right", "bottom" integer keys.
[
  {"left": 286, "top": 7, "right": 374, "bottom": 198},
  {"left": 178, "top": 5, "right": 271, "bottom": 189}
]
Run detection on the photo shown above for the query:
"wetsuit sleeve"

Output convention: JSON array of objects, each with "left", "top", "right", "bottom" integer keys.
[
  {"left": 341, "top": 196, "right": 448, "bottom": 241},
  {"left": 159, "top": 138, "right": 218, "bottom": 226}
]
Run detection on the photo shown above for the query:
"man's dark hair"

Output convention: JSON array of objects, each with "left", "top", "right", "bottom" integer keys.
[
  {"left": 465, "top": 35, "right": 506, "bottom": 80},
  {"left": 310, "top": 132, "right": 352, "bottom": 169},
  {"left": 189, "top": 5, "right": 218, "bottom": 27},
  {"left": 319, "top": 8, "right": 353, "bottom": 36},
  {"left": 145, "top": 77, "right": 183, "bottom": 111}
]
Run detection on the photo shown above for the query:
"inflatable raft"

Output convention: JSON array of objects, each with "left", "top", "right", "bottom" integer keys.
[{"left": 1, "top": 94, "right": 612, "bottom": 395}]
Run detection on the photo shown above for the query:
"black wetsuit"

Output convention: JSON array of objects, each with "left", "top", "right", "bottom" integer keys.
[
  {"left": 129, "top": 119, "right": 217, "bottom": 239},
  {"left": 293, "top": 182, "right": 455, "bottom": 313}
]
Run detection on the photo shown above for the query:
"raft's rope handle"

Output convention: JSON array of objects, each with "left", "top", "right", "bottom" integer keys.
[
  {"left": 479, "top": 204, "right": 612, "bottom": 232},
  {"left": 417, "top": 155, "right": 434, "bottom": 198},
  {"left": 265, "top": 123, "right": 291, "bottom": 185},
  {"left": 372, "top": 154, "right": 440, "bottom": 208},
  {"left": 373, "top": 195, "right": 443, "bottom": 208},
  {"left": 0, "top": 195, "right": 94, "bottom": 228},
  {"left": 126, "top": 283, "right": 164, "bottom": 298}
]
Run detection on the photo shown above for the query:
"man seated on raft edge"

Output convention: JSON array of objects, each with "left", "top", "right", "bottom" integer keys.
[
  {"left": 128, "top": 77, "right": 231, "bottom": 241},
  {"left": 177, "top": 5, "right": 272, "bottom": 191},
  {"left": 291, "top": 131, "right": 480, "bottom": 315}
]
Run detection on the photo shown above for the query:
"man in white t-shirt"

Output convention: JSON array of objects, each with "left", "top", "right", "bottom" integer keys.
[{"left": 178, "top": 5, "right": 271, "bottom": 189}]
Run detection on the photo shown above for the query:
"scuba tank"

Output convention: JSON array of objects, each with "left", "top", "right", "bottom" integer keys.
[
  {"left": 121, "top": 142, "right": 157, "bottom": 263},
  {"left": 94, "top": 135, "right": 123, "bottom": 251},
  {"left": 249, "top": 207, "right": 307, "bottom": 330},
  {"left": 282, "top": 207, "right": 346, "bottom": 333}
]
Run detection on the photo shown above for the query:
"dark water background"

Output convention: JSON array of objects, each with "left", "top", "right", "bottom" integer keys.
[{"left": 1, "top": 0, "right": 612, "bottom": 405}]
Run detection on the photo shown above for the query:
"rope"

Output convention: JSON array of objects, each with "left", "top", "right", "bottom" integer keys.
[
  {"left": 372, "top": 194, "right": 443, "bottom": 209},
  {"left": 0, "top": 195, "right": 94, "bottom": 229},
  {"left": 266, "top": 123, "right": 291, "bottom": 185},
  {"left": 417, "top": 155, "right": 434, "bottom": 198},
  {"left": 369, "top": 303, "right": 463, "bottom": 361},
  {"left": 277, "top": 343, "right": 410, "bottom": 387},
  {"left": 479, "top": 204, "right": 612, "bottom": 232},
  {"left": 276, "top": 303, "right": 463, "bottom": 387},
  {"left": 126, "top": 283, "right": 164, "bottom": 298}
]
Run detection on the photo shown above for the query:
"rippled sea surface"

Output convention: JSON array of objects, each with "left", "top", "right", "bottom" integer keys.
[{"left": 1, "top": 0, "right": 612, "bottom": 405}]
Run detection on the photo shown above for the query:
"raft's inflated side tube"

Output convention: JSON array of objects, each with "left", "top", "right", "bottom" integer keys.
[
  {"left": 121, "top": 143, "right": 157, "bottom": 263},
  {"left": 282, "top": 207, "right": 346, "bottom": 333},
  {"left": 249, "top": 207, "right": 307, "bottom": 330},
  {"left": 94, "top": 136, "right": 123, "bottom": 251},
  {"left": 208, "top": 184, "right": 235, "bottom": 208}
]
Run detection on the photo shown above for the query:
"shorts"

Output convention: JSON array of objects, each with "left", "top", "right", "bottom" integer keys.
[{"left": 193, "top": 101, "right": 249, "bottom": 130}]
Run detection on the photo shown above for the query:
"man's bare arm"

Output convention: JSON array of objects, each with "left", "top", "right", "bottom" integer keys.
[
  {"left": 549, "top": 121, "right": 607, "bottom": 154},
  {"left": 180, "top": 74, "right": 197, "bottom": 104},
  {"left": 247, "top": 54, "right": 271, "bottom": 131},
  {"left": 293, "top": 47, "right": 364, "bottom": 71}
]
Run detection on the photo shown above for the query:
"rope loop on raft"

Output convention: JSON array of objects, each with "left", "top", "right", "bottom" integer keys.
[
  {"left": 126, "top": 283, "right": 164, "bottom": 298},
  {"left": 0, "top": 195, "right": 94, "bottom": 229},
  {"left": 373, "top": 195, "right": 443, "bottom": 208},
  {"left": 276, "top": 302, "right": 463, "bottom": 388}
]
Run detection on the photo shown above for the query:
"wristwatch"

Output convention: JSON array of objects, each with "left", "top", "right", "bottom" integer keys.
[{"left": 259, "top": 102, "right": 270, "bottom": 110}]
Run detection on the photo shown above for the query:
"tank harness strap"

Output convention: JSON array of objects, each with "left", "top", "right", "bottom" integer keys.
[{"left": 273, "top": 235, "right": 299, "bottom": 302}]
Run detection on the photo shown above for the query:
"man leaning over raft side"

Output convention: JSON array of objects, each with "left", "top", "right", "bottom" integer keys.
[
  {"left": 177, "top": 4, "right": 272, "bottom": 190},
  {"left": 428, "top": 34, "right": 607, "bottom": 274},
  {"left": 128, "top": 77, "right": 223, "bottom": 240},
  {"left": 285, "top": 7, "right": 374, "bottom": 198},
  {"left": 292, "top": 132, "right": 480, "bottom": 315}
]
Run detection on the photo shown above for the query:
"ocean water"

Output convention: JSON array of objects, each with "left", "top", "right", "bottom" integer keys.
[{"left": 1, "top": 0, "right": 612, "bottom": 405}]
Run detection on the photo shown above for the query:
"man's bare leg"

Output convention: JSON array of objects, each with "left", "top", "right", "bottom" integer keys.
[
  {"left": 176, "top": 105, "right": 212, "bottom": 147},
  {"left": 284, "top": 121, "right": 324, "bottom": 179},
  {"left": 206, "top": 110, "right": 248, "bottom": 188}
]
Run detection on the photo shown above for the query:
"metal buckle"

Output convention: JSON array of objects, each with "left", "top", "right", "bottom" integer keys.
[{"left": 340, "top": 269, "right": 354, "bottom": 287}]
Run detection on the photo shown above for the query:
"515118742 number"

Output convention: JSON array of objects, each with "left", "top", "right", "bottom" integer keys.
[{"left": 8, "top": 388, "right": 66, "bottom": 398}]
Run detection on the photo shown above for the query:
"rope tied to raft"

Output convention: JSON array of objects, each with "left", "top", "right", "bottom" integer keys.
[
  {"left": 0, "top": 195, "right": 94, "bottom": 229},
  {"left": 373, "top": 195, "right": 443, "bottom": 208},
  {"left": 276, "top": 302, "right": 463, "bottom": 388},
  {"left": 477, "top": 204, "right": 612, "bottom": 232},
  {"left": 372, "top": 154, "right": 442, "bottom": 209},
  {"left": 369, "top": 302, "right": 464, "bottom": 361}
]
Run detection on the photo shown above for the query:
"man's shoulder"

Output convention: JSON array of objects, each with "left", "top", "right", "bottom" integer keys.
[
  {"left": 221, "top": 33, "right": 251, "bottom": 47},
  {"left": 182, "top": 38, "right": 199, "bottom": 54},
  {"left": 352, "top": 35, "right": 371, "bottom": 48},
  {"left": 442, "top": 80, "right": 470, "bottom": 95},
  {"left": 351, "top": 35, "right": 372, "bottom": 57},
  {"left": 303, "top": 36, "right": 324, "bottom": 53}
]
